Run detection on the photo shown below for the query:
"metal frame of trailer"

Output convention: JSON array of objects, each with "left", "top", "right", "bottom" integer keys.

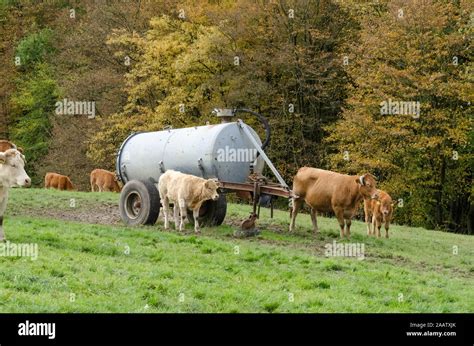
[{"left": 116, "top": 109, "right": 296, "bottom": 230}]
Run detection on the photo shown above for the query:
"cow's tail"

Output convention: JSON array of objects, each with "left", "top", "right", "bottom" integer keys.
[{"left": 288, "top": 190, "right": 301, "bottom": 219}]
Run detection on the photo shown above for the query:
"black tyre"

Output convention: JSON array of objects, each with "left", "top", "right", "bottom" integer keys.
[
  {"left": 187, "top": 193, "right": 227, "bottom": 227},
  {"left": 119, "top": 180, "right": 160, "bottom": 226}
]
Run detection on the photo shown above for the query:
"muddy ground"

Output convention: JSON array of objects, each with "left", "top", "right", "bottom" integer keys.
[{"left": 11, "top": 203, "right": 122, "bottom": 226}]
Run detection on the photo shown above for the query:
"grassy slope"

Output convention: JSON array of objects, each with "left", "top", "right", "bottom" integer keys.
[{"left": 0, "top": 188, "right": 472, "bottom": 313}]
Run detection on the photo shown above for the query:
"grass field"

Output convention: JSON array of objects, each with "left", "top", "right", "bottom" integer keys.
[{"left": 0, "top": 188, "right": 472, "bottom": 313}]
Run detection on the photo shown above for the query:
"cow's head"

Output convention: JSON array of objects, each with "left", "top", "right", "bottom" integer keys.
[
  {"left": 356, "top": 173, "right": 377, "bottom": 199},
  {"left": 377, "top": 192, "right": 395, "bottom": 216},
  {"left": 0, "top": 149, "right": 31, "bottom": 188},
  {"left": 376, "top": 199, "right": 393, "bottom": 216},
  {"left": 204, "top": 178, "right": 220, "bottom": 201}
]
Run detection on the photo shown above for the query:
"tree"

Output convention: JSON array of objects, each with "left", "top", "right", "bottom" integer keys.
[
  {"left": 88, "top": 0, "right": 354, "bottom": 181},
  {"left": 326, "top": 0, "right": 473, "bottom": 233},
  {"left": 10, "top": 63, "right": 59, "bottom": 182}
]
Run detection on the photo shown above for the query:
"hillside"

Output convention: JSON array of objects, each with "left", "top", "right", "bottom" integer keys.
[{"left": 0, "top": 188, "right": 472, "bottom": 313}]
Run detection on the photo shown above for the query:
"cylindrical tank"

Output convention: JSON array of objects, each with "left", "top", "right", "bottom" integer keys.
[{"left": 116, "top": 121, "right": 265, "bottom": 184}]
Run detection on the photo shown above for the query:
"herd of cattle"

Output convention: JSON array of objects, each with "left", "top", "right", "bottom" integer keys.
[
  {"left": 44, "top": 169, "right": 121, "bottom": 193},
  {"left": 0, "top": 139, "right": 395, "bottom": 241}
]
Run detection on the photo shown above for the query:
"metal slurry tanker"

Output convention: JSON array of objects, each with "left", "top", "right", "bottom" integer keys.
[{"left": 116, "top": 108, "right": 291, "bottom": 227}]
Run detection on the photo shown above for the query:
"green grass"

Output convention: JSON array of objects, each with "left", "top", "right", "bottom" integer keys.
[{"left": 0, "top": 188, "right": 472, "bottom": 312}]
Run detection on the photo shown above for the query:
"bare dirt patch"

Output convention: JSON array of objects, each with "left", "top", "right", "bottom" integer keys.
[{"left": 11, "top": 203, "right": 121, "bottom": 225}]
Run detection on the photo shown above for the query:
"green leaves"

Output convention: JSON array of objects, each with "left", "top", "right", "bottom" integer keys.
[
  {"left": 10, "top": 61, "right": 59, "bottom": 175},
  {"left": 15, "top": 28, "right": 55, "bottom": 71}
]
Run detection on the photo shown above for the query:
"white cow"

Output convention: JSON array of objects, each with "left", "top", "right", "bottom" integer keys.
[
  {"left": 0, "top": 149, "right": 31, "bottom": 241},
  {"left": 158, "top": 170, "right": 219, "bottom": 233}
]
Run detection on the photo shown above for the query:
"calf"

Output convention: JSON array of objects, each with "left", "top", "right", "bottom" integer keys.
[
  {"left": 44, "top": 172, "right": 74, "bottom": 191},
  {"left": 158, "top": 170, "right": 220, "bottom": 233},
  {"left": 90, "top": 169, "right": 121, "bottom": 192},
  {"left": 0, "top": 149, "right": 31, "bottom": 241},
  {"left": 364, "top": 189, "right": 394, "bottom": 238},
  {"left": 289, "top": 167, "right": 378, "bottom": 238}
]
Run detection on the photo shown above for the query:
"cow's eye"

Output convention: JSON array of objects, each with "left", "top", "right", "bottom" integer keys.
[{"left": 11, "top": 164, "right": 17, "bottom": 168}]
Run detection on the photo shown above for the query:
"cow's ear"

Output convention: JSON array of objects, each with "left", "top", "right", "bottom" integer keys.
[
  {"left": 0, "top": 153, "right": 5, "bottom": 164},
  {"left": 17, "top": 147, "right": 24, "bottom": 154},
  {"left": 391, "top": 202, "right": 395, "bottom": 207}
]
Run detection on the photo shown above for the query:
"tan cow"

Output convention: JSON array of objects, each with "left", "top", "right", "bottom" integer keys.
[
  {"left": 44, "top": 172, "right": 75, "bottom": 191},
  {"left": 289, "top": 167, "right": 378, "bottom": 238},
  {"left": 0, "top": 149, "right": 31, "bottom": 241},
  {"left": 158, "top": 170, "right": 220, "bottom": 233},
  {"left": 90, "top": 169, "right": 121, "bottom": 192},
  {"left": 364, "top": 189, "right": 394, "bottom": 238}
]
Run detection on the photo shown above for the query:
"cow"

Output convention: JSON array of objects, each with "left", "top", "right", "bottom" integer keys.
[
  {"left": 0, "top": 140, "right": 23, "bottom": 153},
  {"left": 158, "top": 170, "right": 220, "bottom": 233},
  {"left": 90, "top": 169, "right": 121, "bottom": 192},
  {"left": 44, "top": 172, "right": 75, "bottom": 191},
  {"left": 0, "top": 149, "right": 31, "bottom": 241},
  {"left": 364, "top": 189, "right": 394, "bottom": 238},
  {"left": 236, "top": 190, "right": 253, "bottom": 203},
  {"left": 289, "top": 167, "right": 378, "bottom": 238}
]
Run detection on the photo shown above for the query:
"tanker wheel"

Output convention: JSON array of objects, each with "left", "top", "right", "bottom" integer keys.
[
  {"left": 187, "top": 193, "right": 227, "bottom": 227},
  {"left": 119, "top": 180, "right": 160, "bottom": 226}
]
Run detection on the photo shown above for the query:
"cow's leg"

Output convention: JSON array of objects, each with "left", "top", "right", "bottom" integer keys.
[
  {"left": 0, "top": 216, "right": 4, "bottom": 241},
  {"left": 178, "top": 198, "right": 187, "bottom": 232},
  {"left": 375, "top": 218, "right": 381, "bottom": 238},
  {"left": 162, "top": 196, "right": 170, "bottom": 230},
  {"left": 0, "top": 190, "right": 9, "bottom": 241},
  {"left": 334, "top": 208, "right": 345, "bottom": 238},
  {"left": 370, "top": 215, "right": 375, "bottom": 236},
  {"left": 193, "top": 208, "right": 201, "bottom": 234},
  {"left": 384, "top": 220, "right": 390, "bottom": 238},
  {"left": 345, "top": 219, "right": 352, "bottom": 238},
  {"left": 310, "top": 208, "right": 319, "bottom": 233},
  {"left": 90, "top": 182, "right": 95, "bottom": 192},
  {"left": 173, "top": 203, "right": 180, "bottom": 229},
  {"left": 364, "top": 205, "right": 372, "bottom": 236},
  {"left": 289, "top": 198, "right": 303, "bottom": 232}
]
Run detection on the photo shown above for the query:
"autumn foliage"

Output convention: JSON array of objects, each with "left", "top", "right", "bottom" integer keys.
[{"left": 0, "top": 0, "right": 472, "bottom": 233}]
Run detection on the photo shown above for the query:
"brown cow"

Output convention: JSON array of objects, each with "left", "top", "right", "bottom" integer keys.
[
  {"left": 364, "top": 189, "right": 394, "bottom": 238},
  {"left": 0, "top": 140, "right": 23, "bottom": 153},
  {"left": 44, "top": 172, "right": 75, "bottom": 191},
  {"left": 90, "top": 169, "right": 121, "bottom": 192},
  {"left": 235, "top": 190, "right": 253, "bottom": 203},
  {"left": 289, "top": 167, "right": 378, "bottom": 238}
]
